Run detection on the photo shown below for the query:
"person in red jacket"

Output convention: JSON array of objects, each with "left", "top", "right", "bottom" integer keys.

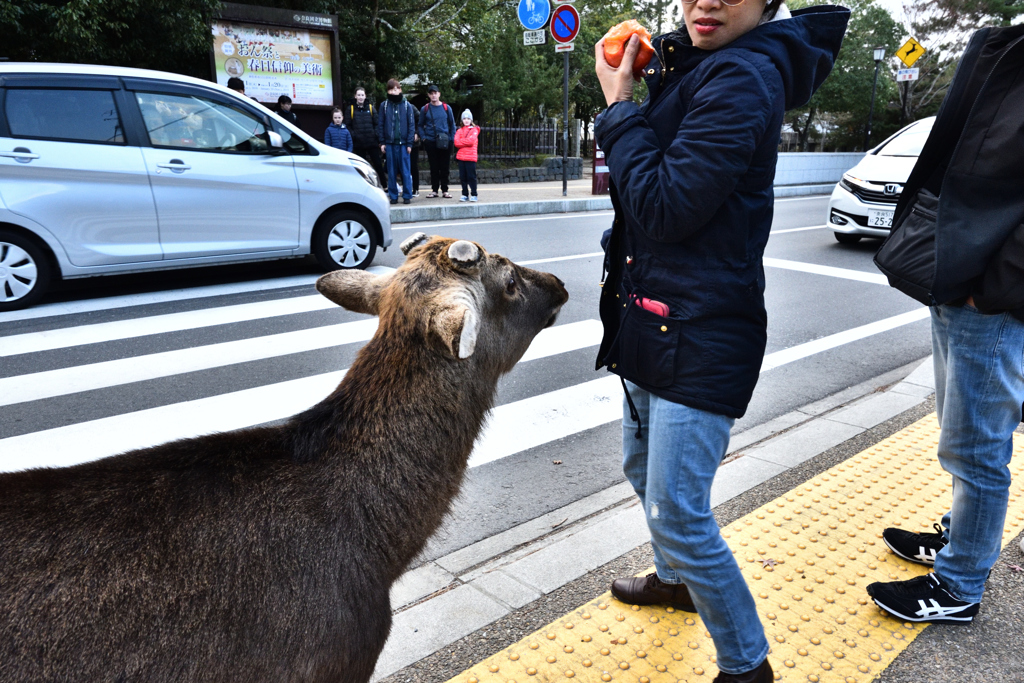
[{"left": 454, "top": 109, "right": 479, "bottom": 202}]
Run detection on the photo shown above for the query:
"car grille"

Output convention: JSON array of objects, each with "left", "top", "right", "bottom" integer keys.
[
  {"left": 840, "top": 177, "right": 901, "bottom": 205},
  {"left": 850, "top": 186, "right": 899, "bottom": 205}
]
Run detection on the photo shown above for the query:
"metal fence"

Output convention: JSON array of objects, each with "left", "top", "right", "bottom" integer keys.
[{"left": 477, "top": 118, "right": 557, "bottom": 161}]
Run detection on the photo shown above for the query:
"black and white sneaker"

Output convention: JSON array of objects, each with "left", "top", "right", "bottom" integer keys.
[
  {"left": 866, "top": 573, "right": 979, "bottom": 624},
  {"left": 882, "top": 523, "right": 947, "bottom": 565}
]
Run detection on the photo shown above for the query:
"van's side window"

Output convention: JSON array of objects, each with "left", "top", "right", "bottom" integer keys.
[
  {"left": 136, "top": 92, "right": 269, "bottom": 153},
  {"left": 6, "top": 89, "right": 125, "bottom": 144}
]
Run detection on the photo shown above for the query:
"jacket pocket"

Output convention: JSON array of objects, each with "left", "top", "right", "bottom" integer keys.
[
  {"left": 874, "top": 189, "right": 939, "bottom": 306},
  {"left": 617, "top": 303, "right": 680, "bottom": 388}
]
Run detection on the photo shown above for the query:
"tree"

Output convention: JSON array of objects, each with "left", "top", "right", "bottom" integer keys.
[{"left": 785, "top": 0, "right": 904, "bottom": 151}]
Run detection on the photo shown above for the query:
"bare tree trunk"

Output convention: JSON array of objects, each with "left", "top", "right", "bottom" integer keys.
[{"left": 800, "top": 107, "right": 816, "bottom": 152}]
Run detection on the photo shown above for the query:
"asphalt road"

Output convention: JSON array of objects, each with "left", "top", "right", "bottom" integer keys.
[{"left": 0, "top": 196, "right": 932, "bottom": 566}]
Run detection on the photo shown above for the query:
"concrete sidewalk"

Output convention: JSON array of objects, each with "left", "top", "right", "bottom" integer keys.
[
  {"left": 372, "top": 358, "right": 1024, "bottom": 683},
  {"left": 388, "top": 178, "right": 833, "bottom": 224}
]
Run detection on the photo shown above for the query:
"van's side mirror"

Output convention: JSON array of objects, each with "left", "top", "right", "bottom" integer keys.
[{"left": 268, "top": 131, "right": 284, "bottom": 149}]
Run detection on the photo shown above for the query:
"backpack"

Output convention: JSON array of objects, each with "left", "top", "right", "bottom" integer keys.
[
  {"left": 422, "top": 103, "right": 451, "bottom": 149},
  {"left": 349, "top": 103, "right": 373, "bottom": 120}
]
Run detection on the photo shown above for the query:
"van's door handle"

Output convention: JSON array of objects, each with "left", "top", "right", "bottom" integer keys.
[
  {"left": 156, "top": 160, "right": 191, "bottom": 173},
  {"left": 0, "top": 147, "right": 39, "bottom": 163}
]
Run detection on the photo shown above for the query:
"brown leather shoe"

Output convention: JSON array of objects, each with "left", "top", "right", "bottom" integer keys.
[
  {"left": 712, "top": 658, "right": 774, "bottom": 683},
  {"left": 610, "top": 572, "right": 696, "bottom": 612}
]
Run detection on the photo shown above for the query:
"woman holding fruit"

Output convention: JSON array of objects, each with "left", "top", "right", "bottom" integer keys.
[{"left": 593, "top": 2, "right": 849, "bottom": 681}]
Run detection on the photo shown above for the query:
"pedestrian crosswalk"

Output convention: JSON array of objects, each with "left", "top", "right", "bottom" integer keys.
[{"left": 0, "top": 257, "right": 928, "bottom": 476}]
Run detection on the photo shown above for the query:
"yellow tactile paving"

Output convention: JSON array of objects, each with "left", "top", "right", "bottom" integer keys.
[{"left": 449, "top": 414, "right": 1024, "bottom": 683}]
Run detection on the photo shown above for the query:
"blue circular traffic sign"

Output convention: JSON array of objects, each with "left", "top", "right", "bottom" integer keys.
[
  {"left": 517, "top": 0, "right": 551, "bottom": 32},
  {"left": 550, "top": 4, "right": 580, "bottom": 44}
]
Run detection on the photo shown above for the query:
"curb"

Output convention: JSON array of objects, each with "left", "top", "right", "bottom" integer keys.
[
  {"left": 370, "top": 355, "right": 936, "bottom": 681},
  {"left": 389, "top": 197, "right": 613, "bottom": 224},
  {"left": 388, "top": 186, "right": 831, "bottom": 224}
]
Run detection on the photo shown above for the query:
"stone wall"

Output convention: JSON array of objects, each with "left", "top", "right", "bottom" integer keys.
[{"left": 418, "top": 156, "right": 583, "bottom": 185}]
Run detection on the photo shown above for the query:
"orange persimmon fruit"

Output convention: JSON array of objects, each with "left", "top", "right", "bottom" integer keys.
[{"left": 603, "top": 20, "right": 655, "bottom": 77}]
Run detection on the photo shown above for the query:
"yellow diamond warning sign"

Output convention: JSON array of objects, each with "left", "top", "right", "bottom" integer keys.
[{"left": 896, "top": 37, "right": 925, "bottom": 67}]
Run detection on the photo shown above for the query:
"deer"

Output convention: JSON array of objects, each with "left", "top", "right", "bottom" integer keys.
[{"left": 0, "top": 233, "right": 569, "bottom": 683}]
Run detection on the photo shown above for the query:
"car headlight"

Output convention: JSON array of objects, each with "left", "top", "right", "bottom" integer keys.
[
  {"left": 839, "top": 174, "right": 859, "bottom": 193},
  {"left": 352, "top": 161, "right": 380, "bottom": 188}
]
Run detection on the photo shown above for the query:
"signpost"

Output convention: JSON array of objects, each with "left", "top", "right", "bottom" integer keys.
[
  {"left": 550, "top": 4, "right": 579, "bottom": 196},
  {"left": 895, "top": 37, "right": 925, "bottom": 124}
]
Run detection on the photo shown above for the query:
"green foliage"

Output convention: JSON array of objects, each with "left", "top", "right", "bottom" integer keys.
[
  {"left": 786, "top": 0, "right": 904, "bottom": 150},
  {"left": 0, "top": 0, "right": 222, "bottom": 76}
]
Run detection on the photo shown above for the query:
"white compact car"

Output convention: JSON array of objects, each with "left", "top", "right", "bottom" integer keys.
[
  {"left": 0, "top": 63, "right": 392, "bottom": 310},
  {"left": 827, "top": 117, "right": 935, "bottom": 244}
]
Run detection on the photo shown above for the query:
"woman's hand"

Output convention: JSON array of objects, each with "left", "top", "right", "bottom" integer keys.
[{"left": 595, "top": 34, "right": 641, "bottom": 107}]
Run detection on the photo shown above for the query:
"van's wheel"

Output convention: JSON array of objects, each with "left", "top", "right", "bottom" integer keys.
[
  {"left": 834, "top": 232, "right": 862, "bottom": 244},
  {"left": 312, "top": 209, "right": 378, "bottom": 271},
  {"left": 0, "top": 229, "right": 51, "bottom": 311}
]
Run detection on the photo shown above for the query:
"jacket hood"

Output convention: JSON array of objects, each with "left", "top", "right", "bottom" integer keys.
[{"left": 658, "top": 4, "right": 850, "bottom": 111}]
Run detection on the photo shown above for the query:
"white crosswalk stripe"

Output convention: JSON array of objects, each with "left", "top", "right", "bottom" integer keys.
[{"left": 0, "top": 253, "right": 926, "bottom": 475}]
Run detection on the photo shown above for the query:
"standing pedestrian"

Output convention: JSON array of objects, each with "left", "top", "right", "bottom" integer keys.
[
  {"left": 346, "top": 87, "right": 387, "bottom": 192},
  {"left": 324, "top": 108, "right": 353, "bottom": 153},
  {"left": 593, "top": 2, "right": 847, "bottom": 682},
  {"left": 454, "top": 110, "right": 479, "bottom": 202},
  {"left": 867, "top": 22, "right": 1024, "bottom": 626},
  {"left": 376, "top": 79, "right": 416, "bottom": 205},
  {"left": 417, "top": 84, "right": 456, "bottom": 199},
  {"left": 276, "top": 95, "right": 299, "bottom": 126}
]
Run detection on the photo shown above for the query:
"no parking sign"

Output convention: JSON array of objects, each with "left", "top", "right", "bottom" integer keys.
[{"left": 550, "top": 4, "right": 580, "bottom": 45}]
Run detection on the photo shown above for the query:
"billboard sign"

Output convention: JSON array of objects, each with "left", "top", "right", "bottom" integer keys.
[{"left": 212, "top": 20, "right": 334, "bottom": 107}]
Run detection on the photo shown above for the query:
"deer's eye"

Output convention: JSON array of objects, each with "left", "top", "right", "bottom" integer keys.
[{"left": 506, "top": 273, "right": 517, "bottom": 294}]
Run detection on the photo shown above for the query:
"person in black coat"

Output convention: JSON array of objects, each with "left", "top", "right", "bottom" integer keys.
[
  {"left": 866, "top": 23, "right": 1024, "bottom": 628},
  {"left": 275, "top": 95, "right": 299, "bottom": 126},
  {"left": 593, "top": 3, "right": 848, "bottom": 681},
  {"left": 346, "top": 87, "right": 387, "bottom": 192},
  {"left": 417, "top": 84, "right": 456, "bottom": 198}
]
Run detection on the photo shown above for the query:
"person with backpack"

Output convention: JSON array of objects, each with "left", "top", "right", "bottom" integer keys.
[
  {"left": 867, "top": 23, "right": 1024, "bottom": 627},
  {"left": 417, "top": 84, "right": 456, "bottom": 198},
  {"left": 453, "top": 109, "right": 479, "bottom": 202},
  {"left": 593, "top": 2, "right": 848, "bottom": 681},
  {"left": 346, "top": 87, "right": 386, "bottom": 192},
  {"left": 324, "top": 107, "right": 353, "bottom": 153},
  {"left": 376, "top": 78, "right": 417, "bottom": 205}
]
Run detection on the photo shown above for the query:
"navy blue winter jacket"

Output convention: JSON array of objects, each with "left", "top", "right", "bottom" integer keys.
[
  {"left": 595, "top": 5, "right": 849, "bottom": 418},
  {"left": 417, "top": 102, "right": 457, "bottom": 147},
  {"left": 324, "top": 123, "right": 353, "bottom": 152},
  {"left": 376, "top": 97, "right": 417, "bottom": 147}
]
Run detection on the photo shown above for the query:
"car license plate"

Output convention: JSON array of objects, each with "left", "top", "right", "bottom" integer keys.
[{"left": 868, "top": 209, "right": 894, "bottom": 228}]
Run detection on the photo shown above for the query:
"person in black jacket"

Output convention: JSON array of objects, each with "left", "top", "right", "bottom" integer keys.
[
  {"left": 377, "top": 79, "right": 417, "bottom": 204},
  {"left": 594, "top": 3, "right": 847, "bottom": 681},
  {"left": 275, "top": 95, "right": 299, "bottom": 126},
  {"left": 866, "top": 24, "right": 1024, "bottom": 627},
  {"left": 346, "top": 87, "right": 387, "bottom": 192}
]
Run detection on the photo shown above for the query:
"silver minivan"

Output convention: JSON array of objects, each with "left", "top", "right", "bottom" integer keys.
[{"left": 0, "top": 63, "right": 392, "bottom": 310}]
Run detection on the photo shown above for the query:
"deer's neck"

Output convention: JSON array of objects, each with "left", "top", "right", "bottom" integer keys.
[{"left": 293, "top": 333, "right": 498, "bottom": 581}]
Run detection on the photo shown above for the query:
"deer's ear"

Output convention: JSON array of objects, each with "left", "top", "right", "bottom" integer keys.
[
  {"left": 316, "top": 270, "right": 391, "bottom": 315},
  {"left": 430, "top": 304, "right": 479, "bottom": 359}
]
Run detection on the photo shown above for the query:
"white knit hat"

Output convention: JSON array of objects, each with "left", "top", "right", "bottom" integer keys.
[{"left": 461, "top": 109, "right": 473, "bottom": 121}]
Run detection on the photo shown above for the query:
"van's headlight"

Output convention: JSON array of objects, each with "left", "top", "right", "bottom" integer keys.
[{"left": 352, "top": 161, "right": 380, "bottom": 188}]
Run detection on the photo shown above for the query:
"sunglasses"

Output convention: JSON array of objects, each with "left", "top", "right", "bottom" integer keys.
[{"left": 682, "top": 0, "right": 747, "bottom": 6}]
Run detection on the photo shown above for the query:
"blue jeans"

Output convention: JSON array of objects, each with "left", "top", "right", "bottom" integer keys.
[
  {"left": 931, "top": 303, "right": 1024, "bottom": 603},
  {"left": 622, "top": 382, "right": 769, "bottom": 674},
  {"left": 385, "top": 144, "right": 412, "bottom": 201}
]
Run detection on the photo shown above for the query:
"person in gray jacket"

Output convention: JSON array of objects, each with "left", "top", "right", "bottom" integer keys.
[{"left": 868, "top": 22, "right": 1024, "bottom": 626}]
